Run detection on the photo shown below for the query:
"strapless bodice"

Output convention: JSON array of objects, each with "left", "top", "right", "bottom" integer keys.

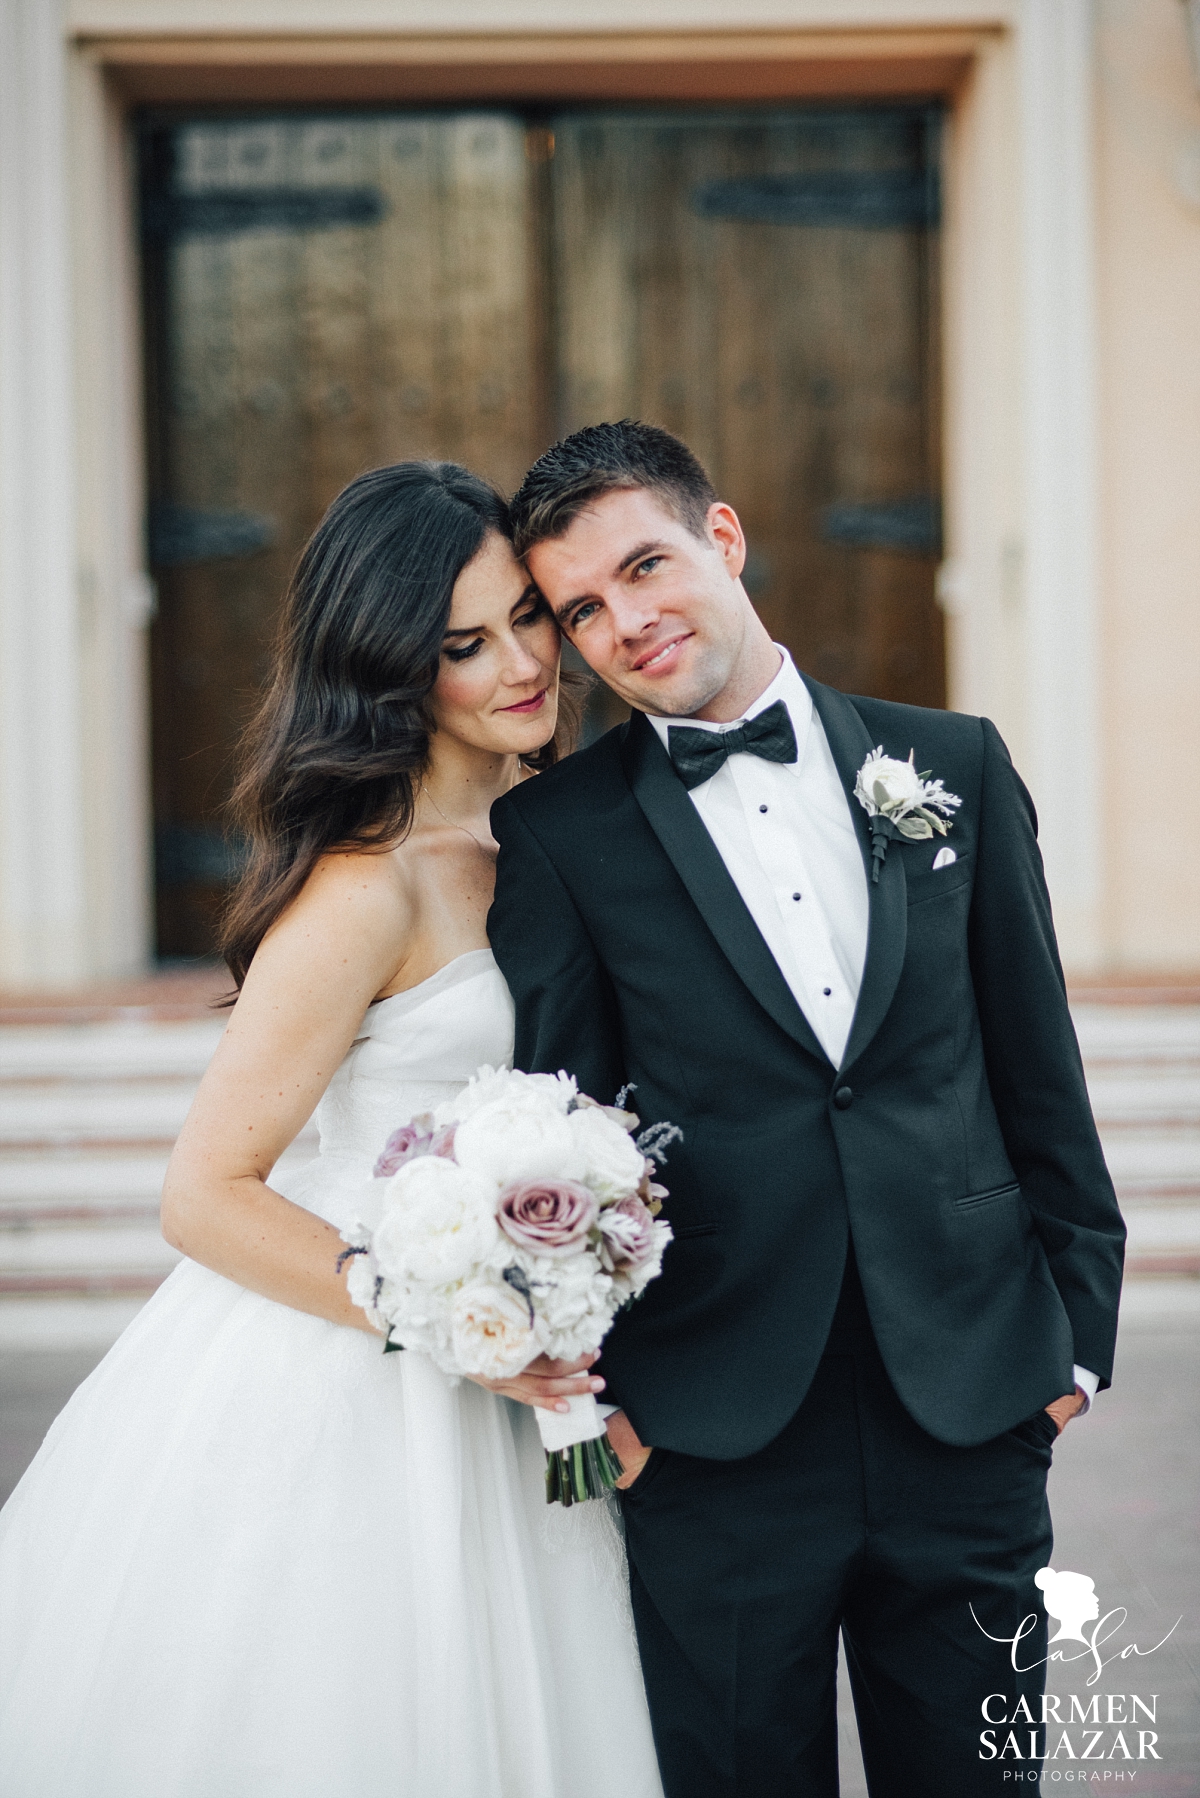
[{"left": 312, "top": 949, "right": 515, "bottom": 1169}]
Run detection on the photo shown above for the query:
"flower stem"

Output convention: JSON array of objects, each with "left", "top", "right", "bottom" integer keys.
[{"left": 543, "top": 1433, "right": 624, "bottom": 1507}]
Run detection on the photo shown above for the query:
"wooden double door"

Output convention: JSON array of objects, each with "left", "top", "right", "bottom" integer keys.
[{"left": 142, "top": 104, "right": 944, "bottom": 958}]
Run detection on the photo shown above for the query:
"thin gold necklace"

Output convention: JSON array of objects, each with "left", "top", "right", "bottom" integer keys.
[{"left": 421, "top": 783, "right": 491, "bottom": 852}]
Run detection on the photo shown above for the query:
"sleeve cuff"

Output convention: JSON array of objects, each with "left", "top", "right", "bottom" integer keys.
[
  {"left": 596, "top": 1402, "right": 618, "bottom": 1419},
  {"left": 1073, "top": 1364, "right": 1100, "bottom": 1414}
]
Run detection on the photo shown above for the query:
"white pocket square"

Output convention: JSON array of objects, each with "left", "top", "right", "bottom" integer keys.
[{"left": 932, "top": 846, "right": 957, "bottom": 870}]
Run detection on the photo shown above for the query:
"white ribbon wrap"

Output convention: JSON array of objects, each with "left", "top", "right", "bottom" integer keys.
[{"left": 535, "top": 1390, "right": 609, "bottom": 1453}]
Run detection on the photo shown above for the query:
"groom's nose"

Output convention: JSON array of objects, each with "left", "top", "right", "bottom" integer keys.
[{"left": 606, "top": 588, "right": 661, "bottom": 646}]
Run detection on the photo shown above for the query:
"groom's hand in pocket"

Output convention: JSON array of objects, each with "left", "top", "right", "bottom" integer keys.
[
  {"left": 1044, "top": 1385, "right": 1088, "bottom": 1435},
  {"left": 606, "top": 1411, "right": 653, "bottom": 1489}
]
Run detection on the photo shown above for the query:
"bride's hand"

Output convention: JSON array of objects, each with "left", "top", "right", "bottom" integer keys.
[{"left": 470, "top": 1351, "right": 605, "bottom": 1412}]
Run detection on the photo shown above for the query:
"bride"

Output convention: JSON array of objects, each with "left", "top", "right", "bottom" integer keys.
[{"left": 0, "top": 462, "right": 664, "bottom": 1798}]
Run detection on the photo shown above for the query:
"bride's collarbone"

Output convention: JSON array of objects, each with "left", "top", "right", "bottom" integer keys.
[{"left": 374, "top": 838, "right": 493, "bottom": 1002}]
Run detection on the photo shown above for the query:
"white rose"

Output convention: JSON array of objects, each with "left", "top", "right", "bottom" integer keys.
[
  {"left": 374, "top": 1156, "right": 501, "bottom": 1286},
  {"left": 855, "top": 749, "right": 922, "bottom": 814},
  {"left": 567, "top": 1105, "right": 646, "bottom": 1201},
  {"left": 450, "top": 1277, "right": 538, "bottom": 1379},
  {"left": 454, "top": 1095, "right": 585, "bottom": 1188}
]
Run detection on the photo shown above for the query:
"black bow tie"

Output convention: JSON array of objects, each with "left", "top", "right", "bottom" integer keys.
[{"left": 666, "top": 699, "right": 798, "bottom": 791}]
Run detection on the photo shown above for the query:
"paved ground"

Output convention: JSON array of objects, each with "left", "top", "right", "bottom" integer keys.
[{"left": 2, "top": 1302, "right": 1196, "bottom": 1795}]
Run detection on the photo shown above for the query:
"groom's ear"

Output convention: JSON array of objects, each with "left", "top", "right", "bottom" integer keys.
[{"left": 706, "top": 502, "right": 747, "bottom": 582}]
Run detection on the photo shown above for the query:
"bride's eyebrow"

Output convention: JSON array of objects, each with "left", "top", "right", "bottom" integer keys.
[{"left": 443, "top": 588, "right": 541, "bottom": 640}]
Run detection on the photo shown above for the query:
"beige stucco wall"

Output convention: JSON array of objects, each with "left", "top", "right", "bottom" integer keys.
[{"left": 1095, "top": 0, "right": 1200, "bottom": 972}]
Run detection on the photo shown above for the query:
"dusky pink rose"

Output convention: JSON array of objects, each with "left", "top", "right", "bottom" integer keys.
[
  {"left": 374, "top": 1118, "right": 456, "bottom": 1179},
  {"left": 498, "top": 1179, "right": 598, "bottom": 1257},
  {"left": 597, "top": 1195, "right": 657, "bottom": 1267}
]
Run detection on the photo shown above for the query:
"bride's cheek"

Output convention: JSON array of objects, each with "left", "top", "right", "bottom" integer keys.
[{"left": 431, "top": 661, "right": 489, "bottom": 726}]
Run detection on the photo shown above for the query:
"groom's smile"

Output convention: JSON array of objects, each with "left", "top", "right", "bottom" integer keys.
[{"left": 631, "top": 632, "right": 694, "bottom": 677}]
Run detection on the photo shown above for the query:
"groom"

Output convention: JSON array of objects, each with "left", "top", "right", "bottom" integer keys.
[{"left": 488, "top": 421, "right": 1125, "bottom": 1795}]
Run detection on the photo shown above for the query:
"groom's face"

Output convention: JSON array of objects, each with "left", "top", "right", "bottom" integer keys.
[{"left": 525, "top": 487, "right": 752, "bottom": 718}]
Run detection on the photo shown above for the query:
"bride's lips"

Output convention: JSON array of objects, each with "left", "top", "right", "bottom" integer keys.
[
  {"left": 630, "top": 634, "right": 692, "bottom": 678},
  {"left": 498, "top": 688, "right": 549, "bottom": 715}
]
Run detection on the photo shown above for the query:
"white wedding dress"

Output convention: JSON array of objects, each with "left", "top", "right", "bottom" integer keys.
[{"left": 0, "top": 949, "right": 663, "bottom": 1798}]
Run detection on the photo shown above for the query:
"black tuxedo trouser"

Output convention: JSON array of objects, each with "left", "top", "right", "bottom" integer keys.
[{"left": 618, "top": 1254, "right": 1054, "bottom": 1797}]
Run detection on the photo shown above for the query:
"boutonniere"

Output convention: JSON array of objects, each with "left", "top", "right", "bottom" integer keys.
[{"left": 854, "top": 748, "right": 962, "bottom": 884}]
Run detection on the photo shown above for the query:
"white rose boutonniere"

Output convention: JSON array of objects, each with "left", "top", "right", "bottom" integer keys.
[{"left": 854, "top": 747, "right": 962, "bottom": 883}]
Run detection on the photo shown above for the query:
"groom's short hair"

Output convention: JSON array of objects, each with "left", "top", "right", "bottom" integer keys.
[{"left": 510, "top": 420, "right": 716, "bottom": 558}]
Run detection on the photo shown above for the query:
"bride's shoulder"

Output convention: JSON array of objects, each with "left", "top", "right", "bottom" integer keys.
[{"left": 275, "top": 847, "right": 416, "bottom": 949}]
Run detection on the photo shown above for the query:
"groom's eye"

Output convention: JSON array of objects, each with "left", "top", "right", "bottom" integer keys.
[
  {"left": 632, "top": 556, "right": 662, "bottom": 579},
  {"left": 567, "top": 600, "right": 601, "bottom": 628}
]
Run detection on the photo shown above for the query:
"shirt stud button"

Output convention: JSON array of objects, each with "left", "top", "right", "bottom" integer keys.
[
  {"left": 792, "top": 892, "right": 801, "bottom": 901},
  {"left": 759, "top": 804, "right": 768, "bottom": 813},
  {"left": 823, "top": 987, "right": 832, "bottom": 997}
]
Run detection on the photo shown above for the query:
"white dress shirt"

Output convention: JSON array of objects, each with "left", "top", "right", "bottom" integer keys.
[
  {"left": 644, "top": 647, "right": 1099, "bottom": 1414},
  {"left": 647, "top": 649, "right": 866, "bottom": 1068}
]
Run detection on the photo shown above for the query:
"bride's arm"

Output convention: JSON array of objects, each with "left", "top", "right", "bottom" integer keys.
[
  {"left": 160, "top": 854, "right": 410, "bottom": 1333},
  {"left": 162, "top": 853, "right": 609, "bottom": 1417}
]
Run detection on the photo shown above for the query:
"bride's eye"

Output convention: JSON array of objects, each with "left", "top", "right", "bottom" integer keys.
[{"left": 444, "top": 638, "right": 484, "bottom": 663}]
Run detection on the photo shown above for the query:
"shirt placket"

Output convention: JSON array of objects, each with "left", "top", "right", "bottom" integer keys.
[{"left": 731, "top": 758, "right": 856, "bottom": 1056}]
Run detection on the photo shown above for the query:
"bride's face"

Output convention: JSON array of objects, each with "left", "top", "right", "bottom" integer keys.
[{"left": 429, "top": 531, "right": 561, "bottom": 757}]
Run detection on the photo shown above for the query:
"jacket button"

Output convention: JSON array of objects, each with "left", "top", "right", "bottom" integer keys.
[{"left": 833, "top": 1086, "right": 854, "bottom": 1110}]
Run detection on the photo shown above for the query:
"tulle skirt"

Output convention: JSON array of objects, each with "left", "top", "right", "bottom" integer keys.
[{"left": 0, "top": 1222, "right": 661, "bottom": 1796}]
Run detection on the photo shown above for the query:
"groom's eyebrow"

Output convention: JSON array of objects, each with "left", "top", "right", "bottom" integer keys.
[{"left": 615, "top": 540, "right": 667, "bottom": 575}]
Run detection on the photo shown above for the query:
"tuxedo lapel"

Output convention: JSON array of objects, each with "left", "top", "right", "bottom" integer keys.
[
  {"left": 621, "top": 712, "right": 830, "bottom": 1067},
  {"left": 802, "top": 675, "right": 908, "bottom": 1072}
]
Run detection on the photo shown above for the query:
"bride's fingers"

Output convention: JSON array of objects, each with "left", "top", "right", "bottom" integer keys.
[
  {"left": 490, "top": 1368, "right": 606, "bottom": 1410},
  {"left": 519, "top": 1372, "right": 605, "bottom": 1404}
]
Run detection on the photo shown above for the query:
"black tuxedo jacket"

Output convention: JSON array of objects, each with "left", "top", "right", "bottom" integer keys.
[{"left": 488, "top": 678, "right": 1125, "bottom": 1457}]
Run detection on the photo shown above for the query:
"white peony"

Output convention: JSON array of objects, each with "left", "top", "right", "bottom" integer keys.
[
  {"left": 436, "top": 1064, "right": 577, "bottom": 1126},
  {"left": 450, "top": 1277, "right": 539, "bottom": 1379},
  {"left": 374, "top": 1156, "right": 502, "bottom": 1287},
  {"left": 454, "top": 1094, "right": 585, "bottom": 1188},
  {"left": 531, "top": 1250, "right": 615, "bottom": 1360},
  {"left": 567, "top": 1105, "right": 646, "bottom": 1201}
]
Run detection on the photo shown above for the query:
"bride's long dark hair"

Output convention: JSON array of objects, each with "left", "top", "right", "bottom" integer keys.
[{"left": 219, "top": 460, "right": 577, "bottom": 990}]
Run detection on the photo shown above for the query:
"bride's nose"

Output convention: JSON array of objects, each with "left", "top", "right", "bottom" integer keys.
[{"left": 499, "top": 635, "right": 547, "bottom": 686}]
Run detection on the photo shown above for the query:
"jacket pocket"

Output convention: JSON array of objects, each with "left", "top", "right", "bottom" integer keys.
[
  {"left": 673, "top": 1222, "right": 719, "bottom": 1239},
  {"left": 952, "top": 1181, "right": 1021, "bottom": 1212}
]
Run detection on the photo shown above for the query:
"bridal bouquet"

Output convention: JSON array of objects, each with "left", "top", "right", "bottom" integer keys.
[{"left": 339, "top": 1066, "right": 675, "bottom": 1506}]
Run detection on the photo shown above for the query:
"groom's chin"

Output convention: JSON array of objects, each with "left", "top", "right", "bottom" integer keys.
[{"left": 607, "top": 661, "right": 727, "bottom": 721}]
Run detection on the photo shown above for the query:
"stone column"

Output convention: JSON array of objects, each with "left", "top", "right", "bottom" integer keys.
[
  {"left": 0, "top": 0, "right": 88, "bottom": 983},
  {"left": 1018, "top": 0, "right": 1104, "bottom": 967}
]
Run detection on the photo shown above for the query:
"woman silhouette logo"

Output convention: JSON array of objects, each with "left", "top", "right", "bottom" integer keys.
[{"left": 1035, "top": 1567, "right": 1101, "bottom": 1644}]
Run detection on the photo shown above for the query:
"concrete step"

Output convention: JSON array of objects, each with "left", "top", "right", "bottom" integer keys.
[
  {"left": 0, "top": 993, "right": 1196, "bottom": 1348},
  {"left": 0, "top": 1018, "right": 225, "bottom": 1080}
]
